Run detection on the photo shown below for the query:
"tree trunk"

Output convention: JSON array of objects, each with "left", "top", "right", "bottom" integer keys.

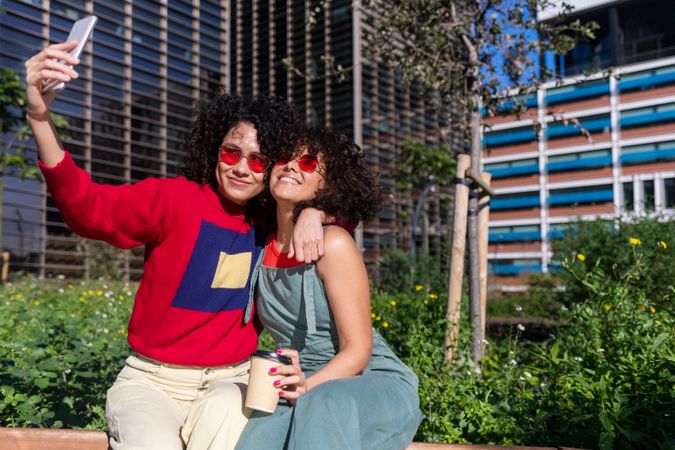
[
  {"left": 478, "top": 173, "right": 492, "bottom": 359},
  {"left": 468, "top": 102, "right": 483, "bottom": 368},
  {"left": 458, "top": 2, "right": 485, "bottom": 368}
]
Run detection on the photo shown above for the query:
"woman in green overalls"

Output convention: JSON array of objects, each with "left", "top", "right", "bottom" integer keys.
[{"left": 236, "top": 127, "right": 422, "bottom": 450}]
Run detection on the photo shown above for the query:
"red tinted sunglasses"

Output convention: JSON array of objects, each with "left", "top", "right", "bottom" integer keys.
[
  {"left": 275, "top": 153, "right": 320, "bottom": 173},
  {"left": 219, "top": 145, "right": 270, "bottom": 173}
]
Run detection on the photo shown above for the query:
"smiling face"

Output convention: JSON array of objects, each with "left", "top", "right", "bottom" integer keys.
[
  {"left": 214, "top": 122, "right": 267, "bottom": 205},
  {"left": 270, "top": 146, "right": 326, "bottom": 205}
]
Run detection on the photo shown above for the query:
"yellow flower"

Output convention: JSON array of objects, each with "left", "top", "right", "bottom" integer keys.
[
  {"left": 15, "top": 293, "right": 23, "bottom": 299},
  {"left": 33, "top": 300, "right": 40, "bottom": 306},
  {"left": 80, "top": 297, "right": 86, "bottom": 303},
  {"left": 415, "top": 285, "right": 423, "bottom": 291},
  {"left": 67, "top": 283, "right": 73, "bottom": 289},
  {"left": 389, "top": 300, "right": 397, "bottom": 306},
  {"left": 423, "top": 300, "right": 429, "bottom": 305},
  {"left": 96, "top": 290, "right": 103, "bottom": 296},
  {"left": 603, "top": 303, "right": 611, "bottom": 312},
  {"left": 629, "top": 237, "right": 641, "bottom": 246},
  {"left": 656, "top": 320, "right": 662, "bottom": 325},
  {"left": 429, "top": 293, "right": 438, "bottom": 300},
  {"left": 382, "top": 322, "right": 389, "bottom": 328},
  {"left": 576, "top": 253, "right": 586, "bottom": 262},
  {"left": 119, "top": 295, "right": 125, "bottom": 300},
  {"left": 649, "top": 306, "right": 656, "bottom": 313},
  {"left": 371, "top": 313, "right": 376, "bottom": 319},
  {"left": 375, "top": 316, "right": 381, "bottom": 321},
  {"left": 658, "top": 240, "right": 667, "bottom": 249},
  {"left": 88, "top": 290, "right": 94, "bottom": 295}
]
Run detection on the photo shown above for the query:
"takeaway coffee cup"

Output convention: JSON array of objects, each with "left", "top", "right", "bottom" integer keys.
[{"left": 245, "top": 350, "right": 292, "bottom": 413}]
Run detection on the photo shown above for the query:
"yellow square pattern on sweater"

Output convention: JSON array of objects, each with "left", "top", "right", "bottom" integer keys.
[{"left": 211, "top": 251, "right": 252, "bottom": 289}]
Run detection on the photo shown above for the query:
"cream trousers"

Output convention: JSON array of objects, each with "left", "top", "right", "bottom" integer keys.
[{"left": 105, "top": 354, "right": 250, "bottom": 450}]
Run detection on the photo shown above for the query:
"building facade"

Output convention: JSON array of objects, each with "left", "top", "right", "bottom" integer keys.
[
  {"left": 484, "top": 0, "right": 675, "bottom": 287},
  {"left": 1, "top": 0, "right": 446, "bottom": 278}
]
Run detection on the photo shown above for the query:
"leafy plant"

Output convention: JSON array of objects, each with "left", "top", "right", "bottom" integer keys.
[
  {"left": 0, "top": 277, "right": 132, "bottom": 428},
  {"left": 553, "top": 217, "right": 675, "bottom": 307}
]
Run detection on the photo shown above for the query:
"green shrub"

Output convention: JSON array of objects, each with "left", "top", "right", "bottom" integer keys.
[
  {"left": 0, "top": 277, "right": 132, "bottom": 428},
  {"left": 553, "top": 216, "right": 675, "bottom": 307},
  {"left": 532, "top": 248, "right": 674, "bottom": 449},
  {"left": 373, "top": 242, "right": 674, "bottom": 449},
  {"left": 487, "top": 273, "right": 563, "bottom": 320},
  {"left": 378, "top": 248, "right": 448, "bottom": 296},
  {"left": 1, "top": 236, "right": 672, "bottom": 450}
]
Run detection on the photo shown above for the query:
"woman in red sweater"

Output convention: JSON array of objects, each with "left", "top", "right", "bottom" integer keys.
[{"left": 24, "top": 42, "right": 326, "bottom": 450}]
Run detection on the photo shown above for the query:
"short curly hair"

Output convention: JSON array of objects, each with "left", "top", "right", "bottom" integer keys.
[
  {"left": 180, "top": 91, "right": 301, "bottom": 222},
  {"left": 263, "top": 126, "right": 385, "bottom": 229}
]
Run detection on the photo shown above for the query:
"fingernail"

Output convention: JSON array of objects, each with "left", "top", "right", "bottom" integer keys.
[
  {"left": 278, "top": 391, "right": 285, "bottom": 396},
  {"left": 274, "top": 380, "right": 281, "bottom": 386},
  {"left": 275, "top": 349, "right": 283, "bottom": 355},
  {"left": 269, "top": 367, "right": 277, "bottom": 374}
]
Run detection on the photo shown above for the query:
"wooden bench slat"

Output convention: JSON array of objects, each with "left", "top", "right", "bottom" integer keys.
[
  {"left": 407, "top": 445, "right": 557, "bottom": 450},
  {"left": 0, "top": 428, "right": 585, "bottom": 450},
  {"left": 0, "top": 428, "right": 109, "bottom": 450}
]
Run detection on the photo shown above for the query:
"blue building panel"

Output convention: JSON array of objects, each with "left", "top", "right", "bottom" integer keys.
[
  {"left": 489, "top": 230, "right": 541, "bottom": 242},
  {"left": 546, "top": 82, "right": 609, "bottom": 105},
  {"left": 483, "top": 128, "right": 536, "bottom": 146},
  {"left": 547, "top": 155, "right": 612, "bottom": 172},
  {"left": 618, "top": 71, "right": 675, "bottom": 92},
  {"left": 491, "top": 196, "right": 540, "bottom": 210},
  {"left": 487, "top": 163, "right": 539, "bottom": 178},
  {"left": 546, "top": 116, "right": 610, "bottom": 138},
  {"left": 620, "top": 148, "right": 675, "bottom": 164},
  {"left": 619, "top": 109, "right": 675, "bottom": 128},
  {"left": 547, "top": 229, "right": 567, "bottom": 240},
  {"left": 489, "top": 264, "right": 543, "bottom": 275},
  {"left": 548, "top": 189, "right": 613, "bottom": 205}
]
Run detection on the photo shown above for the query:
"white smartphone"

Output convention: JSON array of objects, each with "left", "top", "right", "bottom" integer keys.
[{"left": 43, "top": 15, "right": 98, "bottom": 93}]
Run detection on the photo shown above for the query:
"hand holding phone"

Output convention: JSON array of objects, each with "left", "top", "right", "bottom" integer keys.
[{"left": 43, "top": 15, "right": 97, "bottom": 93}]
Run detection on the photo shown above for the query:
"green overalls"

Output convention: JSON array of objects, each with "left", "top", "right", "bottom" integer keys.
[{"left": 236, "top": 260, "right": 422, "bottom": 450}]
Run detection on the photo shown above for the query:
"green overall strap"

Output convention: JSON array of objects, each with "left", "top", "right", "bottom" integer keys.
[
  {"left": 302, "top": 264, "right": 318, "bottom": 334},
  {"left": 243, "top": 242, "right": 266, "bottom": 325}
]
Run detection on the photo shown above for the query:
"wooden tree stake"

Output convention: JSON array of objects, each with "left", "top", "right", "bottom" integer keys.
[{"left": 445, "top": 154, "right": 471, "bottom": 362}]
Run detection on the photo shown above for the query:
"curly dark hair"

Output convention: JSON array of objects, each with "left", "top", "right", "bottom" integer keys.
[
  {"left": 180, "top": 91, "right": 301, "bottom": 222},
  {"left": 259, "top": 126, "right": 386, "bottom": 230}
]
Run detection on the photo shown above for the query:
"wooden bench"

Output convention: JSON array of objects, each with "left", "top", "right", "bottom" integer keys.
[{"left": 0, "top": 428, "right": 584, "bottom": 450}]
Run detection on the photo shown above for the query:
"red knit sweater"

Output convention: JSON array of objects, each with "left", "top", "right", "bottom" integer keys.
[{"left": 40, "top": 152, "right": 261, "bottom": 366}]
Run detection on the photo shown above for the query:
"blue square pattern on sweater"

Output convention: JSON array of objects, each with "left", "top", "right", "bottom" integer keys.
[{"left": 171, "top": 219, "right": 261, "bottom": 312}]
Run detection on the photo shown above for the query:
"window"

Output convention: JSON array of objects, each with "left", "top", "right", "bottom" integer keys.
[
  {"left": 623, "top": 182, "right": 634, "bottom": 211},
  {"left": 665, "top": 178, "right": 675, "bottom": 208},
  {"left": 643, "top": 180, "right": 655, "bottom": 211}
]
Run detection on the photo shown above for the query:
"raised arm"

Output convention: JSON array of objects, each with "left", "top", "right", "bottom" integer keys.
[
  {"left": 24, "top": 41, "right": 80, "bottom": 167},
  {"left": 23, "top": 43, "right": 166, "bottom": 249}
]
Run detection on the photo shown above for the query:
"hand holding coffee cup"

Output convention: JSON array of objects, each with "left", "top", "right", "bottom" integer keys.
[
  {"left": 245, "top": 350, "right": 292, "bottom": 413},
  {"left": 273, "top": 349, "right": 308, "bottom": 405}
]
